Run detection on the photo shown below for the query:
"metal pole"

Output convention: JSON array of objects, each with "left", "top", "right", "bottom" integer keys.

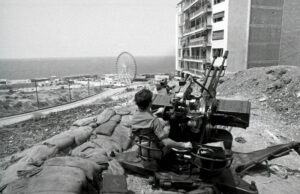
[
  {"left": 99, "top": 79, "right": 101, "bottom": 92},
  {"left": 88, "top": 79, "right": 90, "bottom": 96},
  {"left": 68, "top": 80, "right": 72, "bottom": 102},
  {"left": 35, "top": 81, "right": 40, "bottom": 109}
]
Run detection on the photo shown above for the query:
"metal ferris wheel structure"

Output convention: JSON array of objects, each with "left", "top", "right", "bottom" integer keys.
[{"left": 115, "top": 51, "right": 137, "bottom": 85}]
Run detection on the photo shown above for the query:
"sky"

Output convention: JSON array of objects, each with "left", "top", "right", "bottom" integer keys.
[{"left": 0, "top": 0, "right": 178, "bottom": 59}]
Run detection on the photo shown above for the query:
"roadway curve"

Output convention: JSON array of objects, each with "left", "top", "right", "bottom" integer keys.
[{"left": 0, "top": 88, "right": 125, "bottom": 128}]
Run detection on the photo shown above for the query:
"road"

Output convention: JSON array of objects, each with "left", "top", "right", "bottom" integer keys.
[{"left": 0, "top": 88, "right": 125, "bottom": 128}]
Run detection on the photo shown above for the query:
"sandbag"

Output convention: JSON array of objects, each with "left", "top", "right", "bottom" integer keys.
[
  {"left": 67, "top": 126, "right": 93, "bottom": 145},
  {"left": 110, "top": 114, "right": 122, "bottom": 123},
  {"left": 96, "top": 108, "right": 116, "bottom": 125},
  {"left": 2, "top": 177, "right": 29, "bottom": 194},
  {"left": 91, "top": 135, "right": 122, "bottom": 155},
  {"left": 3, "top": 162, "right": 99, "bottom": 194},
  {"left": 114, "top": 107, "right": 132, "bottom": 115},
  {"left": 0, "top": 145, "right": 57, "bottom": 188},
  {"left": 42, "top": 132, "right": 75, "bottom": 151},
  {"left": 23, "top": 144, "right": 58, "bottom": 166},
  {"left": 72, "top": 116, "right": 96, "bottom": 127},
  {"left": 111, "top": 124, "right": 133, "bottom": 151},
  {"left": 94, "top": 120, "right": 118, "bottom": 136},
  {"left": 27, "top": 165, "right": 86, "bottom": 194},
  {"left": 71, "top": 141, "right": 102, "bottom": 156},
  {"left": 103, "top": 159, "right": 125, "bottom": 175},
  {"left": 120, "top": 115, "right": 133, "bottom": 128},
  {"left": 79, "top": 149, "right": 109, "bottom": 166},
  {"left": 0, "top": 160, "right": 36, "bottom": 190},
  {"left": 44, "top": 157, "right": 102, "bottom": 181},
  {"left": 71, "top": 142, "right": 108, "bottom": 166}
]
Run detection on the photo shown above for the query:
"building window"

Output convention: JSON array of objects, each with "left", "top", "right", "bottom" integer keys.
[
  {"left": 214, "top": 0, "right": 225, "bottom": 4},
  {"left": 212, "top": 30, "right": 224, "bottom": 40},
  {"left": 213, "top": 48, "right": 224, "bottom": 57},
  {"left": 181, "top": 62, "right": 184, "bottom": 68},
  {"left": 213, "top": 11, "right": 224, "bottom": 23}
]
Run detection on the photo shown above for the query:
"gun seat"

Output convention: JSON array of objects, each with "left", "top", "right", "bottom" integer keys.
[{"left": 132, "top": 128, "right": 164, "bottom": 161}]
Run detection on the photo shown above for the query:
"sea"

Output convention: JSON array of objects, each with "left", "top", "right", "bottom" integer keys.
[{"left": 0, "top": 56, "right": 175, "bottom": 80}]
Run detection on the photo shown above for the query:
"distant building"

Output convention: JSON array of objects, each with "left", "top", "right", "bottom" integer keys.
[
  {"left": 30, "top": 78, "right": 50, "bottom": 87},
  {"left": 134, "top": 75, "right": 147, "bottom": 82},
  {"left": 7, "top": 79, "right": 31, "bottom": 85},
  {"left": 176, "top": 0, "right": 300, "bottom": 76},
  {"left": 0, "top": 79, "right": 7, "bottom": 85},
  {"left": 63, "top": 74, "right": 97, "bottom": 81},
  {"left": 154, "top": 74, "right": 170, "bottom": 82}
]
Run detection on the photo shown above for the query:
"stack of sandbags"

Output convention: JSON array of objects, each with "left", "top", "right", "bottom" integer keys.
[
  {"left": 93, "top": 107, "right": 134, "bottom": 151},
  {"left": 114, "top": 106, "right": 133, "bottom": 116},
  {"left": 111, "top": 124, "right": 133, "bottom": 151},
  {"left": 42, "top": 126, "right": 93, "bottom": 151},
  {"left": 0, "top": 144, "right": 57, "bottom": 190},
  {"left": 96, "top": 108, "right": 116, "bottom": 125},
  {"left": 2, "top": 156, "right": 102, "bottom": 194},
  {"left": 72, "top": 116, "right": 97, "bottom": 127},
  {"left": 66, "top": 126, "right": 94, "bottom": 145},
  {"left": 42, "top": 131, "right": 75, "bottom": 151},
  {"left": 71, "top": 141, "right": 109, "bottom": 166},
  {"left": 94, "top": 115, "right": 121, "bottom": 136},
  {"left": 91, "top": 135, "right": 122, "bottom": 155},
  {"left": 1, "top": 105, "right": 137, "bottom": 193},
  {"left": 120, "top": 114, "right": 133, "bottom": 128}
]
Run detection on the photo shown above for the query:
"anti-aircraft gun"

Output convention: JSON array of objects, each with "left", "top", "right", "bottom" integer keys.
[{"left": 116, "top": 51, "right": 300, "bottom": 194}]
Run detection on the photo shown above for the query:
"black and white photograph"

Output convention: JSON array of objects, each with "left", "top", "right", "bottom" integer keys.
[{"left": 0, "top": 0, "right": 299, "bottom": 193}]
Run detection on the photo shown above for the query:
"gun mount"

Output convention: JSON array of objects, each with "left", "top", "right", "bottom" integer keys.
[{"left": 116, "top": 51, "right": 300, "bottom": 194}]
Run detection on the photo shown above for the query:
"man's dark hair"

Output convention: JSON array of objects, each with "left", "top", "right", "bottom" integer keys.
[{"left": 134, "top": 89, "right": 153, "bottom": 111}]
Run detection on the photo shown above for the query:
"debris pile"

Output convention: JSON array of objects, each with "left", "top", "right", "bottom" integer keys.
[{"left": 219, "top": 66, "right": 300, "bottom": 124}]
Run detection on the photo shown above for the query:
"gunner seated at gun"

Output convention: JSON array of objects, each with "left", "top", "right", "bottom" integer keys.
[{"left": 131, "top": 89, "right": 192, "bottom": 160}]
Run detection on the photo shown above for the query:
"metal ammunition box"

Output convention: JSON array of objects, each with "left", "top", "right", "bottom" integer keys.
[{"left": 214, "top": 99, "right": 251, "bottom": 128}]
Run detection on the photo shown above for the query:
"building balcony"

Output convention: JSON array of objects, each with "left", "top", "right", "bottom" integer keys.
[
  {"left": 190, "top": 5, "right": 212, "bottom": 20},
  {"left": 188, "top": 68, "right": 204, "bottom": 76},
  {"left": 181, "top": 55, "right": 208, "bottom": 63},
  {"left": 190, "top": 37, "right": 210, "bottom": 46},
  {"left": 189, "top": 40, "right": 211, "bottom": 47},
  {"left": 179, "top": 67, "right": 205, "bottom": 77},
  {"left": 183, "top": 0, "right": 197, "bottom": 12},
  {"left": 181, "top": 39, "right": 211, "bottom": 48},
  {"left": 183, "top": 23, "right": 212, "bottom": 36}
]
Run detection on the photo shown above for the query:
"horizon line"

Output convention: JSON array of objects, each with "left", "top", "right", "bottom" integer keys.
[{"left": 0, "top": 55, "right": 176, "bottom": 60}]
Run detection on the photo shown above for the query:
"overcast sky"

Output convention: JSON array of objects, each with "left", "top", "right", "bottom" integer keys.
[{"left": 0, "top": 0, "right": 177, "bottom": 59}]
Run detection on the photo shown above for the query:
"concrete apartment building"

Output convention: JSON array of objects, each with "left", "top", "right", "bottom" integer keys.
[{"left": 175, "top": 0, "right": 300, "bottom": 75}]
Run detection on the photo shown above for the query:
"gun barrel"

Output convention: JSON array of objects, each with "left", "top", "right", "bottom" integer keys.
[
  {"left": 211, "top": 51, "right": 229, "bottom": 91},
  {"left": 202, "top": 55, "right": 217, "bottom": 93}
]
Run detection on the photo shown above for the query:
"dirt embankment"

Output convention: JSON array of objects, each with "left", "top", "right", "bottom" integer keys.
[{"left": 219, "top": 65, "right": 300, "bottom": 125}]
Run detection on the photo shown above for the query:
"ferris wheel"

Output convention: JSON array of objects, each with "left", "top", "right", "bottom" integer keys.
[{"left": 115, "top": 52, "right": 137, "bottom": 85}]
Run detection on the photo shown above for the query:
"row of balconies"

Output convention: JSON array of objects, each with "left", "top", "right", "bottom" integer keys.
[
  {"left": 189, "top": 4, "right": 212, "bottom": 20},
  {"left": 183, "top": 55, "right": 207, "bottom": 60},
  {"left": 183, "top": 0, "right": 197, "bottom": 10},
  {"left": 180, "top": 56, "right": 208, "bottom": 64},
  {"left": 180, "top": 37, "right": 210, "bottom": 47},
  {"left": 183, "top": 23, "right": 212, "bottom": 35}
]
